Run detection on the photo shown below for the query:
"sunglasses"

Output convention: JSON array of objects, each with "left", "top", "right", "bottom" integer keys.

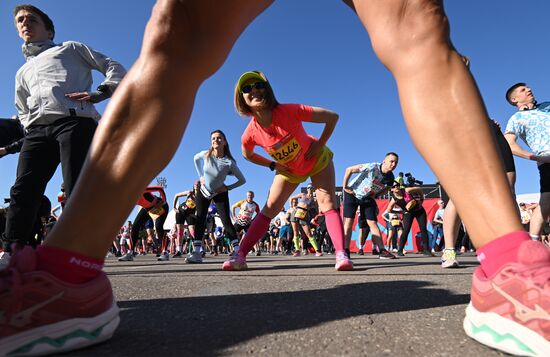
[{"left": 241, "top": 81, "right": 266, "bottom": 94}]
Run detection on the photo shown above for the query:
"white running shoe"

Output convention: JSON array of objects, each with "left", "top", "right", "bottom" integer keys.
[
  {"left": 118, "top": 252, "right": 134, "bottom": 262},
  {"left": 441, "top": 248, "right": 459, "bottom": 268},
  {"left": 184, "top": 252, "right": 203, "bottom": 264},
  {"left": 0, "top": 251, "right": 10, "bottom": 270},
  {"left": 157, "top": 251, "right": 170, "bottom": 261}
]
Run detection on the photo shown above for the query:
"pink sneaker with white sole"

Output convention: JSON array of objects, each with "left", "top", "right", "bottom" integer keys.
[
  {"left": 0, "top": 246, "right": 119, "bottom": 356},
  {"left": 464, "top": 240, "right": 550, "bottom": 356},
  {"left": 335, "top": 251, "right": 353, "bottom": 271},
  {"left": 222, "top": 253, "right": 248, "bottom": 271}
]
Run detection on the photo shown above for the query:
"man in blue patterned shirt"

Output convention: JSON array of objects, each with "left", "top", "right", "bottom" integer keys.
[
  {"left": 342, "top": 153, "right": 399, "bottom": 259},
  {"left": 505, "top": 83, "right": 550, "bottom": 240}
]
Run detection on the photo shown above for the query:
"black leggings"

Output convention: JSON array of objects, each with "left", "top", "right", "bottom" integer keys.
[
  {"left": 131, "top": 204, "right": 168, "bottom": 248},
  {"left": 398, "top": 208, "right": 429, "bottom": 253},
  {"left": 194, "top": 189, "right": 238, "bottom": 242},
  {"left": 4, "top": 117, "right": 96, "bottom": 247}
]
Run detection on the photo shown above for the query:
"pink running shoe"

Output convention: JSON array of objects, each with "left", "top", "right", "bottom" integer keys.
[
  {"left": 315, "top": 251, "right": 323, "bottom": 257},
  {"left": 335, "top": 251, "right": 353, "bottom": 271},
  {"left": 222, "top": 253, "right": 248, "bottom": 271},
  {"left": 0, "top": 246, "right": 120, "bottom": 356},
  {"left": 464, "top": 240, "right": 550, "bottom": 356}
]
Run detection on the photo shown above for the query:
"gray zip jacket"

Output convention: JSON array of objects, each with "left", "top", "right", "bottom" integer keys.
[
  {"left": 15, "top": 40, "right": 126, "bottom": 129},
  {"left": 194, "top": 150, "right": 246, "bottom": 194}
]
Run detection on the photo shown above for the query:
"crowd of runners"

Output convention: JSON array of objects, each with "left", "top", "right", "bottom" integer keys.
[{"left": 0, "top": 1, "right": 550, "bottom": 356}]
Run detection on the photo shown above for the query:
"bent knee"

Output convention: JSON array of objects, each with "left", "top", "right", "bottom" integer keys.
[
  {"left": 143, "top": 0, "right": 261, "bottom": 79},
  {"left": 370, "top": 0, "right": 451, "bottom": 69}
]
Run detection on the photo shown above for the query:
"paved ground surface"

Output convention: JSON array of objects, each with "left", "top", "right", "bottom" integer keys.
[{"left": 71, "top": 252, "right": 508, "bottom": 357}]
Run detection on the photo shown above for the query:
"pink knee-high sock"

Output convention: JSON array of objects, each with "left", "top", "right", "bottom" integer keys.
[
  {"left": 324, "top": 209, "right": 345, "bottom": 253},
  {"left": 177, "top": 225, "right": 184, "bottom": 239},
  {"left": 239, "top": 213, "right": 271, "bottom": 257},
  {"left": 37, "top": 245, "right": 103, "bottom": 284},
  {"left": 476, "top": 231, "right": 530, "bottom": 278}
]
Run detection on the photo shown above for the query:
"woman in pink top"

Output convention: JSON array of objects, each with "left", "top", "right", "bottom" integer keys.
[{"left": 222, "top": 70, "right": 352, "bottom": 271}]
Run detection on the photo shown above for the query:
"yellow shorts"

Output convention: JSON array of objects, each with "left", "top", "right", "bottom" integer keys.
[{"left": 277, "top": 146, "right": 333, "bottom": 184}]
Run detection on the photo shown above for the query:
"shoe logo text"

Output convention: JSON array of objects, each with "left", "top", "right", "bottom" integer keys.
[
  {"left": 492, "top": 282, "right": 550, "bottom": 323},
  {"left": 0, "top": 291, "right": 64, "bottom": 328}
]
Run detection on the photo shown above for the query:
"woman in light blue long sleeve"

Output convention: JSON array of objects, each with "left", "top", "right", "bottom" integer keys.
[{"left": 185, "top": 129, "right": 246, "bottom": 263}]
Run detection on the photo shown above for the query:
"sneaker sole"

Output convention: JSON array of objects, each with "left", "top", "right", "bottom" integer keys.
[
  {"left": 441, "top": 261, "right": 460, "bottom": 269},
  {"left": 335, "top": 263, "right": 354, "bottom": 271},
  {"left": 1, "top": 301, "right": 119, "bottom": 357},
  {"left": 463, "top": 302, "right": 550, "bottom": 357},
  {"left": 222, "top": 263, "right": 248, "bottom": 271}
]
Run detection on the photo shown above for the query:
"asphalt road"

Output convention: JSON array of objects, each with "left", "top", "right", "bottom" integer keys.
[{"left": 70, "top": 252, "right": 508, "bottom": 357}]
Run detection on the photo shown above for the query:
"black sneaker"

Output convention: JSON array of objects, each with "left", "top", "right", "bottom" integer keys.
[
  {"left": 379, "top": 250, "right": 397, "bottom": 259},
  {"left": 358, "top": 249, "right": 364, "bottom": 256},
  {"left": 372, "top": 249, "right": 380, "bottom": 255},
  {"left": 397, "top": 251, "right": 405, "bottom": 257},
  {"left": 172, "top": 251, "right": 183, "bottom": 258},
  {"left": 421, "top": 250, "right": 435, "bottom": 257},
  {"left": 256, "top": 251, "right": 261, "bottom": 256}
]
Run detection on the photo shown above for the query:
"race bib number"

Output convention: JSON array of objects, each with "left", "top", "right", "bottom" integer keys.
[
  {"left": 405, "top": 200, "right": 417, "bottom": 212},
  {"left": 267, "top": 134, "right": 301, "bottom": 164},
  {"left": 148, "top": 205, "right": 165, "bottom": 220},
  {"left": 294, "top": 202, "right": 308, "bottom": 220},
  {"left": 238, "top": 209, "right": 253, "bottom": 222},
  {"left": 391, "top": 219, "right": 401, "bottom": 227},
  {"left": 185, "top": 197, "right": 196, "bottom": 209}
]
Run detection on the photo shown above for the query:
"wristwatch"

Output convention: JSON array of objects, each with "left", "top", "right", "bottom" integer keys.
[{"left": 269, "top": 161, "right": 276, "bottom": 171}]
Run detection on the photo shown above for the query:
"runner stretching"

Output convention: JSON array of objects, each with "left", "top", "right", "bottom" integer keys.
[
  {"left": 223, "top": 71, "right": 352, "bottom": 271},
  {"left": 172, "top": 181, "right": 199, "bottom": 258},
  {"left": 290, "top": 184, "right": 323, "bottom": 256},
  {"left": 231, "top": 191, "right": 260, "bottom": 252},
  {"left": 342, "top": 154, "right": 399, "bottom": 260},
  {"left": 187, "top": 130, "right": 245, "bottom": 263},
  {"left": 385, "top": 183, "right": 432, "bottom": 257},
  {"left": 118, "top": 186, "right": 169, "bottom": 261}
]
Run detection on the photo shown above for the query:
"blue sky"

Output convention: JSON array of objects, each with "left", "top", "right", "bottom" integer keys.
[{"left": 0, "top": 0, "right": 546, "bottom": 219}]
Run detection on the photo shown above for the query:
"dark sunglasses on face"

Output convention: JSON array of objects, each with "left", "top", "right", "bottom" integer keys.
[{"left": 241, "top": 81, "right": 266, "bottom": 93}]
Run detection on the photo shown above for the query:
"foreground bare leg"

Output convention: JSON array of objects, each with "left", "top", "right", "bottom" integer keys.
[
  {"left": 352, "top": 0, "right": 523, "bottom": 245},
  {"left": 44, "top": 0, "right": 273, "bottom": 258}
]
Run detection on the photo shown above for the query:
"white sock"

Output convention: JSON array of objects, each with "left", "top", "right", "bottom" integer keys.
[
  {"left": 231, "top": 239, "right": 240, "bottom": 253},
  {"left": 530, "top": 234, "right": 540, "bottom": 241}
]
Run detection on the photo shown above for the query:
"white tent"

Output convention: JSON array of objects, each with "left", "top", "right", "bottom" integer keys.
[{"left": 516, "top": 192, "right": 540, "bottom": 205}]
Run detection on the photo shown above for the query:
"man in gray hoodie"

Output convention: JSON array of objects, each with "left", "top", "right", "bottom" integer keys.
[{"left": 1, "top": 5, "right": 126, "bottom": 254}]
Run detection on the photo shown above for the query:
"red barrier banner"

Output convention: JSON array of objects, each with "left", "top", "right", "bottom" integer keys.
[{"left": 347, "top": 198, "right": 440, "bottom": 252}]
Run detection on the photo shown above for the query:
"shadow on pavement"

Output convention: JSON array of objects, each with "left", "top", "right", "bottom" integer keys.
[{"left": 76, "top": 280, "right": 469, "bottom": 357}]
